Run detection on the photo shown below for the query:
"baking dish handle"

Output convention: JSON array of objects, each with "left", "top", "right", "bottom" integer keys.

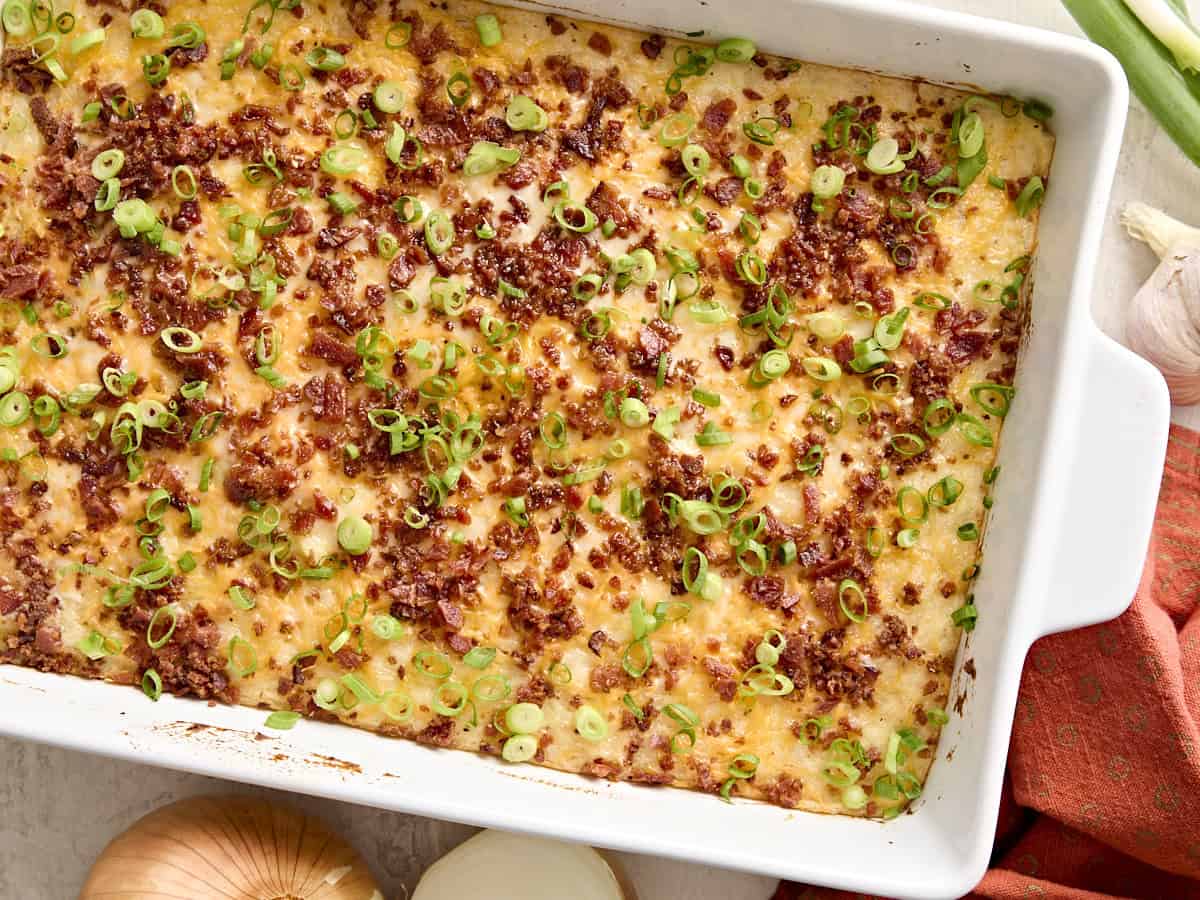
[{"left": 1038, "top": 330, "right": 1170, "bottom": 638}]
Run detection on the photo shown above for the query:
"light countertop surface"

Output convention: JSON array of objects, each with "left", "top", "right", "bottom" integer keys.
[{"left": 4, "top": 1, "right": 1198, "bottom": 898}]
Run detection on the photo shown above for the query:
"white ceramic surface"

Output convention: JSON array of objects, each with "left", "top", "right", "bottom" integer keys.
[{"left": 0, "top": 1, "right": 1172, "bottom": 898}]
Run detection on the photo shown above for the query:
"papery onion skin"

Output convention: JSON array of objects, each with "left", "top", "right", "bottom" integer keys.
[
  {"left": 79, "top": 795, "right": 381, "bottom": 900},
  {"left": 1122, "top": 203, "right": 1200, "bottom": 405}
]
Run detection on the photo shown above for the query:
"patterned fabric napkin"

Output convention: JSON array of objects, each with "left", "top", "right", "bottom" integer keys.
[{"left": 774, "top": 424, "right": 1200, "bottom": 900}]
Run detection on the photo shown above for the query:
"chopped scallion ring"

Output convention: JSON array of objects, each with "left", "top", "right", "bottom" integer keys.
[
  {"left": 168, "top": 22, "right": 206, "bottom": 49},
  {"left": 447, "top": 71, "right": 472, "bottom": 107},
  {"left": 743, "top": 116, "right": 780, "bottom": 146},
  {"left": 575, "top": 704, "right": 608, "bottom": 741},
  {"left": 715, "top": 37, "right": 756, "bottom": 62},
  {"left": 337, "top": 515, "right": 373, "bottom": 555},
  {"left": 146, "top": 604, "right": 178, "bottom": 649},
  {"left": 1014, "top": 176, "right": 1045, "bottom": 217},
  {"left": 2, "top": 0, "right": 33, "bottom": 36},
  {"left": 424, "top": 211, "right": 454, "bottom": 255},
  {"left": 956, "top": 413, "right": 995, "bottom": 447},
  {"left": 928, "top": 475, "right": 964, "bottom": 508},
  {"left": 475, "top": 13, "right": 502, "bottom": 46},
  {"left": 464, "top": 646, "right": 497, "bottom": 669},
  {"left": 658, "top": 112, "right": 695, "bottom": 147},
  {"left": 306, "top": 46, "right": 345, "bottom": 71},
  {"left": 865, "top": 136, "right": 905, "bottom": 175},
  {"left": 502, "top": 734, "right": 538, "bottom": 762},
  {"left": 897, "top": 486, "right": 929, "bottom": 524},
  {"left": 320, "top": 144, "right": 365, "bottom": 176},
  {"left": 802, "top": 357, "right": 842, "bottom": 382},
  {"left": 553, "top": 201, "right": 598, "bottom": 233},
  {"left": 506, "top": 94, "right": 548, "bottom": 132},
  {"left": 373, "top": 80, "right": 404, "bottom": 113},
  {"left": 160, "top": 327, "right": 203, "bottom": 354},
  {"left": 952, "top": 600, "right": 978, "bottom": 630},
  {"left": 463, "top": 140, "right": 521, "bottom": 176},
  {"left": 811, "top": 164, "right": 846, "bottom": 200},
  {"left": 384, "top": 21, "right": 412, "bottom": 48}
]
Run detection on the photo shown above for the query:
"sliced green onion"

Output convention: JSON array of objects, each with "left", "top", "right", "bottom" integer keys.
[
  {"left": 141, "top": 53, "right": 171, "bottom": 87},
  {"left": 271, "top": 62, "right": 303, "bottom": 91},
  {"left": 838, "top": 578, "right": 868, "bottom": 623},
  {"left": 677, "top": 499, "right": 724, "bottom": 534},
  {"left": 502, "top": 734, "right": 537, "bottom": 762},
  {"left": 373, "top": 80, "right": 404, "bottom": 114},
  {"left": 0, "top": 392, "right": 30, "bottom": 427},
  {"left": 553, "top": 202, "right": 598, "bottom": 233},
  {"left": 575, "top": 705, "right": 608, "bottom": 741},
  {"left": 475, "top": 13, "right": 502, "bottom": 47},
  {"left": 716, "top": 37, "right": 756, "bottom": 62},
  {"left": 161, "top": 327, "right": 202, "bottom": 354},
  {"left": 146, "top": 605, "right": 178, "bottom": 649},
  {"left": 659, "top": 112, "right": 695, "bottom": 147},
  {"left": 874, "top": 307, "right": 910, "bottom": 351},
  {"left": 2, "top": 0, "right": 32, "bottom": 36},
  {"left": 506, "top": 702, "right": 544, "bottom": 735},
  {"left": 750, "top": 348, "right": 790, "bottom": 386},
  {"left": 31, "top": 332, "right": 69, "bottom": 358},
  {"left": 337, "top": 515, "right": 373, "bottom": 555},
  {"left": 306, "top": 46, "right": 345, "bottom": 71},
  {"left": 1014, "top": 177, "right": 1046, "bottom": 217},
  {"left": 447, "top": 71, "right": 471, "bottom": 107},
  {"left": 865, "top": 137, "right": 905, "bottom": 175},
  {"left": 463, "top": 140, "right": 520, "bottom": 176},
  {"left": 743, "top": 117, "right": 780, "bottom": 146},
  {"left": 385, "top": 21, "right": 412, "bottom": 48},
  {"left": 695, "top": 422, "right": 733, "bottom": 446},
  {"left": 464, "top": 647, "right": 497, "bottom": 669},
  {"left": 970, "top": 382, "right": 1015, "bottom": 417},
  {"left": 802, "top": 357, "right": 842, "bottom": 382},
  {"left": 619, "top": 397, "right": 650, "bottom": 428},
  {"left": 811, "top": 165, "right": 846, "bottom": 200},
  {"left": 320, "top": 145, "right": 365, "bottom": 176},
  {"left": 956, "top": 413, "right": 994, "bottom": 447},
  {"left": 952, "top": 601, "right": 978, "bottom": 631},
  {"left": 928, "top": 475, "right": 964, "bottom": 508},
  {"left": 897, "top": 485, "right": 929, "bottom": 524},
  {"left": 419, "top": 212, "right": 454, "bottom": 258},
  {"left": 506, "top": 94, "right": 547, "bottom": 132},
  {"left": 393, "top": 194, "right": 424, "bottom": 223}
]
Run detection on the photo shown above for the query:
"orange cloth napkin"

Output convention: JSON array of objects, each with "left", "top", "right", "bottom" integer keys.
[{"left": 775, "top": 424, "right": 1200, "bottom": 900}]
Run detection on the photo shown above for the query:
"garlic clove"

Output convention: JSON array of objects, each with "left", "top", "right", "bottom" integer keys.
[
  {"left": 1121, "top": 203, "right": 1200, "bottom": 405},
  {"left": 413, "top": 829, "right": 636, "bottom": 900},
  {"left": 79, "top": 795, "right": 380, "bottom": 900},
  {"left": 1125, "top": 247, "right": 1200, "bottom": 405}
]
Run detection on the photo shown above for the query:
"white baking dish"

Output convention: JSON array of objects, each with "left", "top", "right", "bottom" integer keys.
[{"left": 0, "top": 1, "right": 1171, "bottom": 897}]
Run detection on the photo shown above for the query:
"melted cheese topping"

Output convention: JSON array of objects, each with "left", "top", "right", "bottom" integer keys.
[{"left": 0, "top": 0, "right": 1053, "bottom": 816}]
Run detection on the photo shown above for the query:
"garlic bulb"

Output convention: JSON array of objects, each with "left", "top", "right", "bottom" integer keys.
[
  {"left": 1121, "top": 202, "right": 1200, "bottom": 405},
  {"left": 80, "top": 795, "right": 381, "bottom": 900},
  {"left": 413, "top": 829, "right": 636, "bottom": 900}
]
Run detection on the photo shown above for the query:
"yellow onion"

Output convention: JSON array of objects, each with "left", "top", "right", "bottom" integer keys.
[{"left": 80, "top": 795, "right": 381, "bottom": 899}]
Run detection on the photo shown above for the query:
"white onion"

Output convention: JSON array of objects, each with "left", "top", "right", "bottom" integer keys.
[{"left": 413, "top": 829, "right": 635, "bottom": 900}]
